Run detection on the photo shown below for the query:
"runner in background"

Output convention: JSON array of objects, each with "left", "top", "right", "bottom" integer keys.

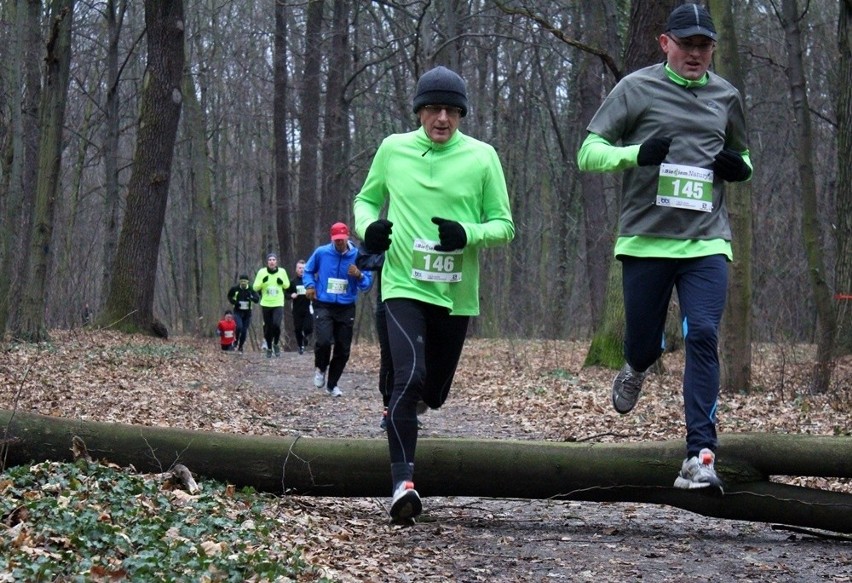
[
  {"left": 304, "top": 223, "right": 373, "bottom": 397},
  {"left": 253, "top": 253, "right": 290, "bottom": 358}
]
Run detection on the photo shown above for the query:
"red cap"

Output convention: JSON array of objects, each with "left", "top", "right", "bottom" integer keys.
[{"left": 330, "top": 222, "right": 350, "bottom": 241}]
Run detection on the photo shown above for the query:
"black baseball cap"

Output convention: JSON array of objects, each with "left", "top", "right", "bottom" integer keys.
[{"left": 666, "top": 4, "right": 717, "bottom": 40}]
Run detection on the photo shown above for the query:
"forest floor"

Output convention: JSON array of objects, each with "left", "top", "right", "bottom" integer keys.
[{"left": 2, "top": 330, "right": 851, "bottom": 582}]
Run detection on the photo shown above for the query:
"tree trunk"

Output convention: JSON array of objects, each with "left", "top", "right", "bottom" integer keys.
[
  {"left": 709, "top": 0, "right": 754, "bottom": 393},
  {"left": 836, "top": 0, "right": 852, "bottom": 356},
  {"left": 584, "top": 1, "right": 678, "bottom": 368},
  {"left": 584, "top": 259, "right": 625, "bottom": 366},
  {"left": 100, "top": 0, "right": 126, "bottom": 313},
  {"left": 101, "top": 0, "right": 184, "bottom": 337},
  {"left": 13, "top": 0, "right": 74, "bottom": 343},
  {"left": 0, "top": 0, "right": 42, "bottom": 336},
  {"left": 321, "top": 0, "right": 350, "bottom": 224},
  {"left": 182, "top": 71, "right": 220, "bottom": 335},
  {"left": 296, "top": 0, "right": 324, "bottom": 257},
  {"left": 779, "top": 0, "right": 837, "bottom": 392},
  {"left": 576, "top": 1, "right": 620, "bottom": 331},
  {"left": 622, "top": 0, "right": 679, "bottom": 68},
  {"left": 274, "top": 2, "right": 291, "bottom": 262},
  {"left": 2, "top": 409, "right": 851, "bottom": 534}
]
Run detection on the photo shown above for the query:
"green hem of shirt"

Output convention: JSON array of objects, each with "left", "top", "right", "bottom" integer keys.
[{"left": 614, "top": 236, "right": 733, "bottom": 261}]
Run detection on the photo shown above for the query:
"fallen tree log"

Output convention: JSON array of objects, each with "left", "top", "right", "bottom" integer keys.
[{"left": 2, "top": 409, "right": 851, "bottom": 533}]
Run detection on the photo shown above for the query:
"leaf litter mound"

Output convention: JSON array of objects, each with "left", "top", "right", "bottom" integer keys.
[{"left": 1, "top": 330, "right": 850, "bottom": 582}]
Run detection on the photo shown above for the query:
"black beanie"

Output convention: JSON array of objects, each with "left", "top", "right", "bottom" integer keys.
[{"left": 412, "top": 66, "right": 468, "bottom": 117}]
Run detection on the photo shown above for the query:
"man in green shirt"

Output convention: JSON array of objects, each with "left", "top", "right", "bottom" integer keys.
[
  {"left": 578, "top": 4, "right": 752, "bottom": 491},
  {"left": 252, "top": 253, "right": 290, "bottom": 358},
  {"left": 354, "top": 65, "right": 514, "bottom": 523}
]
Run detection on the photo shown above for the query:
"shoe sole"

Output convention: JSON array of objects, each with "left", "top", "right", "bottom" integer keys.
[
  {"left": 390, "top": 490, "right": 422, "bottom": 523},
  {"left": 673, "top": 476, "right": 724, "bottom": 493},
  {"left": 611, "top": 382, "right": 639, "bottom": 414},
  {"left": 612, "top": 394, "right": 636, "bottom": 415}
]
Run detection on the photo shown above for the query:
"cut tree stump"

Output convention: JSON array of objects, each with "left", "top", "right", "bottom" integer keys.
[{"left": 1, "top": 409, "right": 850, "bottom": 533}]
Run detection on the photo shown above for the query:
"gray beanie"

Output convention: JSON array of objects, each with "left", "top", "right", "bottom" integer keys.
[{"left": 412, "top": 66, "right": 468, "bottom": 117}]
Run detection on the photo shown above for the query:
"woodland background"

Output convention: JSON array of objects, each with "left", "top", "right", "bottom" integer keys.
[{"left": 0, "top": 1, "right": 850, "bottom": 393}]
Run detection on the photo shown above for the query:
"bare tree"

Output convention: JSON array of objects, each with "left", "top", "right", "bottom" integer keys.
[
  {"left": 0, "top": 0, "right": 42, "bottom": 336},
  {"left": 100, "top": 0, "right": 128, "bottom": 312},
  {"left": 710, "top": 0, "right": 754, "bottom": 392},
  {"left": 274, "top": 1, "right": 292, "bottom": 262},
  {"left": 296, "top": 0, "right": 324, "bottom": 257},
  {"left": 101, "top": 0, "right": 184, "bottom": 336},
  {"left": 836, "top": 0, "right": 852, "bottom": 355},
  {"left": 14, "top": 0, "right": 74, "bottom": 342},
  {"left": 777, "top": 0, "right": 837, "bottom": 392},
  {"left": 181, "top": 70, "right": 220, "bottom": 334},
  {"left": 584, "top": 1, "right": 680, "bottom": 367},
  {"left": 321, "top": 0, "right": 352, "bottom": 225},
  {"left": 575, "top": 1, "right": 621, "bottom": 331}
]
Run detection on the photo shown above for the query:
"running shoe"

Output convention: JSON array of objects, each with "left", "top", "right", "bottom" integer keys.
[
  {"left": 674, "top": 448, "right": 724, "bottom": 491},
  {"left": 612, "top": 363, "right": 646, "bottom": 414},
  {"left": 389, "top": 480, "right": 422, "bottom": 524},
  {"left": 313, "top": 368, "right": 326, "bottom": 388}
]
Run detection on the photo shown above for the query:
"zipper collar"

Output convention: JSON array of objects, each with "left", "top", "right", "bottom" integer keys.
[{"left": 664, "top": 63, "right": 710, "bottom": 90}]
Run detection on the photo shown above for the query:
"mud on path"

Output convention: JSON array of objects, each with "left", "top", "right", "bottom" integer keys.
[{"left": 232, "top": 346, "right": 851, "bottom": 583}]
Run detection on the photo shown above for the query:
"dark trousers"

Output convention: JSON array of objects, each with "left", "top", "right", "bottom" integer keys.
[
  {"left": 292, "top": 307, "right": 313, "bottom": 349},
  {"left": 376, "top": 296, "right": 393, "bottom": 408},
  {"left": 261, "top": 306, "right": 283, "bottom": 348},
  {"left": 233, "top": 309, "right": 252, "bottom": 350},
  {"left": 313, "top": 302, "right": 356, "bottom": 389},
  {"left": 384, "top": 298, "right": 469, "bottom": 485},
  {"left": 621, "top": 254, "right": 728, "bottom": 457}
]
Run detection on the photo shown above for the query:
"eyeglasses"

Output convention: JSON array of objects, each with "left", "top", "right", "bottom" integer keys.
[
  {"left": 421, "top": 105, "right": 463, "bottom": 117},
  {"left": 667, "top": 35, "right": 716, "bottom": 54}
]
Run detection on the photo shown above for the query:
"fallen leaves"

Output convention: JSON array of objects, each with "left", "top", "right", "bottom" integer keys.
[{"left": 1, "top": 330, "right": 850, "bottom": 581}]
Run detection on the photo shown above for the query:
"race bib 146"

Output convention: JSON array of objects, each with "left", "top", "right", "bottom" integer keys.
[{"left": 410, "top": 239, "right": 463, "bottom": 283}]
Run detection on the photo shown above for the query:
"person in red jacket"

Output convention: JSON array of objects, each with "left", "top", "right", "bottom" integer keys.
[{"left": 216, "top": 310, "right": 237, "bottom": 351}]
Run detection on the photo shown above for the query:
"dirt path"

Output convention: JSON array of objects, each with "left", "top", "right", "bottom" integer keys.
[{"left": 234, "top": 348, "right": 851, "bottom": 583}]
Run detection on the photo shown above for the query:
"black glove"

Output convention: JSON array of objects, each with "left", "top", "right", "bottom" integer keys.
[
  {"left": 262, "top": 275, "right": 269, "bottom": 283},
  {"left": 276, "top": 277, "right": 283, "bottom": 286},
  {"left": 713, "top": 148, "right": 751, "bottom": 182},
  {"left": 364, "top": 219, "right": 393, "bottom": 252},
  {"left": 431, "top": 217, "right": 467, "bottom": 252},
  {"left": 637, "top": 137, "right": 672, "bottom": 166}
]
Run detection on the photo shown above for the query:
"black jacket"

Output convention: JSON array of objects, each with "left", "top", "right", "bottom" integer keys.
[
  {"left": 227, "top": 284, "right": 259, "bottom": 312},
  {"left": 286, "top": 276, "right": 312, "bottom": 315}
]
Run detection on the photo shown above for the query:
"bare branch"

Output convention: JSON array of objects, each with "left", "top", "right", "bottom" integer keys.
[{"left": 492, "top": 1, "right": 623, "bottom": 81}]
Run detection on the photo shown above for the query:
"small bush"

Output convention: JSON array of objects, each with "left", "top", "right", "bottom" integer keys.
[{"left": 0, "top": 462, "right": 326, "bottom": 582}]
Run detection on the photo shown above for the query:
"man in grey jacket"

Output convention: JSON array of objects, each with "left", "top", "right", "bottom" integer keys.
[{"left": 577, "top": 3, "right": 752, "bottom": 491}]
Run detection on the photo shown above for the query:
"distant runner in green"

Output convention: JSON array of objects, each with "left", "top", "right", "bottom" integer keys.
[{"left": 253, "top": 253, "right": 290, "bottom": 359}]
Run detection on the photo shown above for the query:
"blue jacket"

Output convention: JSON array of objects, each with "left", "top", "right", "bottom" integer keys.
[{"left": 304, "top": 241, "right": 373, "bottom": 304}]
